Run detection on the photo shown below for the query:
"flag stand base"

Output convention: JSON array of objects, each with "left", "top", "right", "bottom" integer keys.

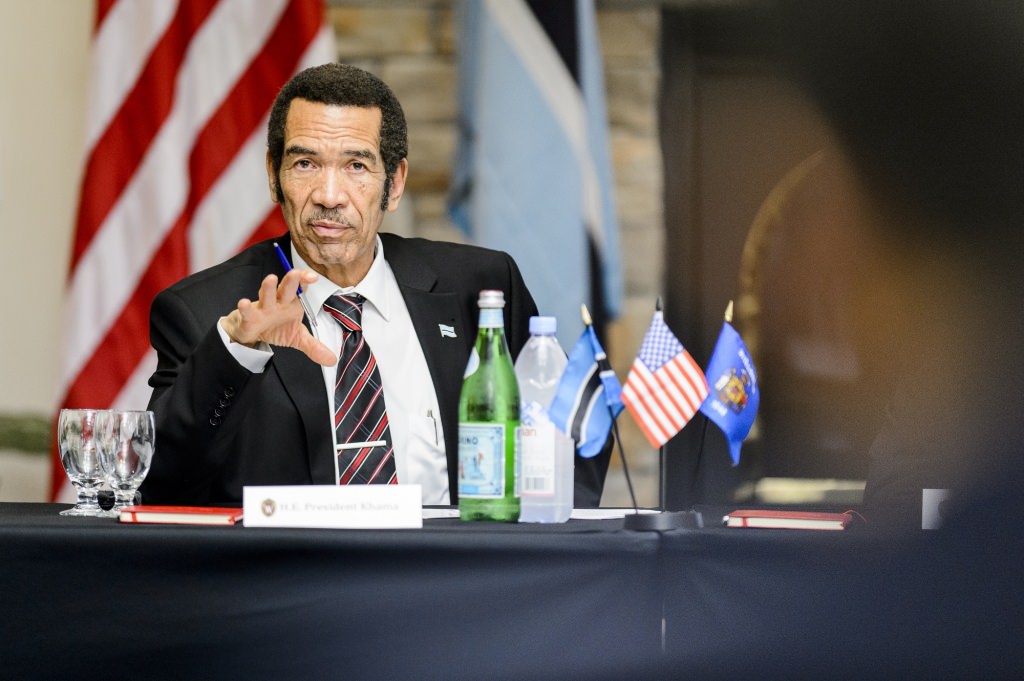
[{"left": 623, "top": 510, "right": 703, "bottom": 531}]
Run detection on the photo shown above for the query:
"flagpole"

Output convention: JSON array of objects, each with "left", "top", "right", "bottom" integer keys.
[
  {"left": 611, "top": 419, "right": 639, "bottom": 512},
  {"left": 689, "top": 416, "right": 710, "bottom": 505},
  {"left": 580, "top": 303, "right": 639, "bottom": 512},
  {"left": 659, "top": 444, "right": 667, "bottom": 512},
  {"left": 656, "top": 295, "right": 667, "bottom": 512},
  {"left": 684, "top": 301, "right": 757, "bottom": 501},
  {"left": 619, "top": 298, "right": 704, "bottom": 532},
  {"left": 688, "top": 302, "right": 731, "bottom": 504}
]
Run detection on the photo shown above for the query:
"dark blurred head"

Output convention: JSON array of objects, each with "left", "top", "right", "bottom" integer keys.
[
  {"left": 780, "top": 1, "right": 1024, "bottom": 261},
  {"left": 778, "top": 0, "right": 1024, "bottom": 514}
]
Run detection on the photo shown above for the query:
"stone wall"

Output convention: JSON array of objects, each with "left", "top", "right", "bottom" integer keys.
[{"left": 328, "top": 1, "right": 664, "bottom": 504}]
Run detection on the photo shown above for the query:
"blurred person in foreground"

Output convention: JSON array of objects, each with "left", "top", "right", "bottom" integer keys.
[
  {"left": 645, "top": 2, "right": 1024, "bottom": 679},
  {"left": 813, "top": 1, "right": 1024, "bottom": 531},
  {"left": 139, "top": 63, "right": 610, "bottom": 508}
]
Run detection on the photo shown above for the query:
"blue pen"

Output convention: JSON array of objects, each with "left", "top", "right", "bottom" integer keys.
[{"left": 273, "top": 242, "right": 318, "bottom": 328}]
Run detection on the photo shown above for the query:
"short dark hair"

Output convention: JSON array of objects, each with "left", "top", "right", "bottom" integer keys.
[{"left": 267, "top": 63, "right": 408, "bottom": 209}]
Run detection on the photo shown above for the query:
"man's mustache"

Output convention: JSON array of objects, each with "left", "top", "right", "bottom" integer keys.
[{"left": 307, "top": 209, "right": 350, "bottom": 225}]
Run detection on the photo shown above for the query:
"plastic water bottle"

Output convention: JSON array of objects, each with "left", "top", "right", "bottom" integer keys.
[
  {"left": 458, "top": 290, "right": 521, "bottom": 522},
  {"left": 515, "top": 316, "right": 574, "bottom": 523}
]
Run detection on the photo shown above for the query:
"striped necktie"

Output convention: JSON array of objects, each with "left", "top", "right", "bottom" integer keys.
[{"left": 323, "top": 294, "right": 397, "bottom": 485}]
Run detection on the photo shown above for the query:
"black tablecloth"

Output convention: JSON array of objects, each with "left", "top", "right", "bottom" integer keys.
[
  {"left": 2, "top": 502, "right": 1021, "bottom": 681},
  {"left": 1, "top": 503, "right": 663, "bottom": 681}
]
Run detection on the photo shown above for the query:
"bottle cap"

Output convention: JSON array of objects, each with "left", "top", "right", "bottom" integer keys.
[
  {"left": 477, "top": 290, "right": 506, "bottom": 308},
  {"left": 528, "top": 316, "right": 557, "bottom": 335}
]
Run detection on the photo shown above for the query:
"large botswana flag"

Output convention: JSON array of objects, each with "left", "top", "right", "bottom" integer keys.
[{"left": 449, "top": 0, "right": 623, "bottom": 350}]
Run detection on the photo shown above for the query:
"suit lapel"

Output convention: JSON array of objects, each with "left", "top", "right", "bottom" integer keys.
[
  {"left": 403, "top": 287, "right": 468, "bottom": 403},
  {"left": 274, "top": 347, "right": 336, "bottom": 484},
  {"left": 258, "top": 236, "right": 337, "bottom": 485},
  {"left": 382, "top": 234, "right": 473, "bottom": 492}
]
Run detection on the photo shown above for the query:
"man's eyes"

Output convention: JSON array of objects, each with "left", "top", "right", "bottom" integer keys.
[
  {"left": 288, "top": 156, "right": 372, "bottom": 173},
  {"left": 289, "top": 159, "right": 371, "bottom": 172}
]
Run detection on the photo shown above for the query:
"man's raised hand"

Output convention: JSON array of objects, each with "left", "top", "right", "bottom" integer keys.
[{"left": 219, "top": 270, "right": 337, "bottom": 366}]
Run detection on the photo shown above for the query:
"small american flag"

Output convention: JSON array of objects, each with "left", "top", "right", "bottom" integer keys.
[
  {"left": 622, "top": 311, "right": 709, "bottom": 449},
  {"left": 51, "top": 0, "right": 334, "bottom": 500}
]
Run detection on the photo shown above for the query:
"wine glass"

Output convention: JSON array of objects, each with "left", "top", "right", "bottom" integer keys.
[
  {"left": 96, "top": 410, "right": 155, "bottom": 514},
  {"left": 57, "top": 409, "right": 107, "bottom": 517}
]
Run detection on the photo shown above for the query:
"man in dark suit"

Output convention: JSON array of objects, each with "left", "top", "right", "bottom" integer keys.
[{"left": 140, "top": 63, "right": 609, "bottom": 508}]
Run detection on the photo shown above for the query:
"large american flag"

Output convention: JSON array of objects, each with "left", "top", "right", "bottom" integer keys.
[
  {"left": 622, "top": 310, "right": 709, "bottom": 449},
  {"left": 51, "top": 0, "right": 334, "bottom": 500}
]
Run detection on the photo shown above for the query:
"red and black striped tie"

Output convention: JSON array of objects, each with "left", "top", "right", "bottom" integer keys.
[{"left": 323, "top": 294, "right": 396, "bottom": 485}]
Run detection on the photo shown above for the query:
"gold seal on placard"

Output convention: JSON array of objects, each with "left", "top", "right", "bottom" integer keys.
[{"left": 261, "top": 498, "right": 276, "bottom": 517}]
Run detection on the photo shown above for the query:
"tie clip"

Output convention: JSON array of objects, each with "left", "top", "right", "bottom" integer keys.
[{"left": 336, "top": 441, "right": 387, "bottom": 450}]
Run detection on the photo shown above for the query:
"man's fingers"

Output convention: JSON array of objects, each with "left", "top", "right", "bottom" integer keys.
[
  {"left": 223, "top": 304, "right": 257, "bottom": 346},
  {"left": 277, "top": 269, "right": 306, "bottom": 303},
  {"left": 299, "top": 335, "right": 338, "bottom": 367},
  {"left": 257, "top": 274, "right": 280, "bottom": 311},
  {"left": 235, "top": 298, "right": 254, "bottom": 323},
  {"left": 228, "top": 272, "right": 322, "bottom": 350},
  {"left": 278, "top": 269, "right": 319, "bottom": 304}
]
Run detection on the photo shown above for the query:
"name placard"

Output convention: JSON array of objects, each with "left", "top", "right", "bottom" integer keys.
[{"left": 242, "top": 484, "right": 423, "bottom": 529}]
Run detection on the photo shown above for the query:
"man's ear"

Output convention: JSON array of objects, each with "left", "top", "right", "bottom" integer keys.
[
  {"left": 266, "top": 151, "right": 279, "bottom": 204},
  {"left": 385, "top": 158, "right": 409, "bottom": 212}
]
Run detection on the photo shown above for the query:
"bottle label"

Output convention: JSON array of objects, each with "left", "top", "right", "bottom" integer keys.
[
  {"left": 458, "top": 423, "right": 507, "bottom": 498},
  {"left": 519, "top": 420, "right": 556, "bottom": 497},
  {"left": 478, "top": 308, "right": 504, "bottom": 328}
]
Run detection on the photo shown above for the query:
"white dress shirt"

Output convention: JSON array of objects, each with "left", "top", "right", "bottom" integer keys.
[{"left": 217, "top": 236, "right": 449, "bottom": 504}]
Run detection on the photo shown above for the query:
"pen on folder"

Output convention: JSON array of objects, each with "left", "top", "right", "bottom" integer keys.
[{"left": 273, "top": 242, "right": 317, "bottom": 328}]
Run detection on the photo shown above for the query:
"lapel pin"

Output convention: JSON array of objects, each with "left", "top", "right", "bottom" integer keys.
[{"left": 438, "top": 323, "right": 457, "bottom": 338}]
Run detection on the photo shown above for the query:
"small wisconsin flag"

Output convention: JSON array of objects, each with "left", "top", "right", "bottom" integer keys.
[
  {"left": 548, "top": 325, "right": 624, "bottom": 458},
  {"left": 699, "top": 321, "right": 760, "bottom": 465},
  {"left": 623, "top": 311, "right": 709, "bottom": 448}
]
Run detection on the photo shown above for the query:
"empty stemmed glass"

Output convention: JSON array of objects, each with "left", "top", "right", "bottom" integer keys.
[
  {"left": 57, "top": 408, "right": 107, "bottom": 517},
  {"left": 96, "top": 410, "right": 155, "bottom": 514}
]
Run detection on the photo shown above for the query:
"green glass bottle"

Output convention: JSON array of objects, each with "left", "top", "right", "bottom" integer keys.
[{"left": 458, "top": 290, "right": 521, "bottom": 522}]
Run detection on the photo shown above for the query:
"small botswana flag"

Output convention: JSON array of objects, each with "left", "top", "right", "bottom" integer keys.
[{"left": 547, "top": 325, "right": 623, "bottom": 458}]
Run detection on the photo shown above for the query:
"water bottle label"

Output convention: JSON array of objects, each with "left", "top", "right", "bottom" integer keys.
[
  {"left": 458, "top": 423, "right": 507, "bottom": 498},
  {"left": 519, "top": 421, "right": 556, "bottom": 497},
  {"left": 478, "top": 308, "right": 504, "bottom": 328}
]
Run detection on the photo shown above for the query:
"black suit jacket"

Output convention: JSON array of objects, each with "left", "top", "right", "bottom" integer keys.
[{"left": 140, "top": 233, "right": 609, "bottom": 507}]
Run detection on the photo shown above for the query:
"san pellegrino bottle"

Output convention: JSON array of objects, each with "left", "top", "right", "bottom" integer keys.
[
  {"left": 458, "top": 290, "right": 521, "bottom": 521},
  {"left": 515, "top": 316, "right": 574, "bottom": 523}
]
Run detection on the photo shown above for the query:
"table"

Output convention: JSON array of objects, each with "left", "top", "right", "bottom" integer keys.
[
  {"left": 1, "top": 503, "right": 663, "bottom": 681},
  {"left": 655, "top": 504, "right": 1024, "bottom": 681},
  {"left": 2, "top": 502, "right": 1021, "bottom": 680}
]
